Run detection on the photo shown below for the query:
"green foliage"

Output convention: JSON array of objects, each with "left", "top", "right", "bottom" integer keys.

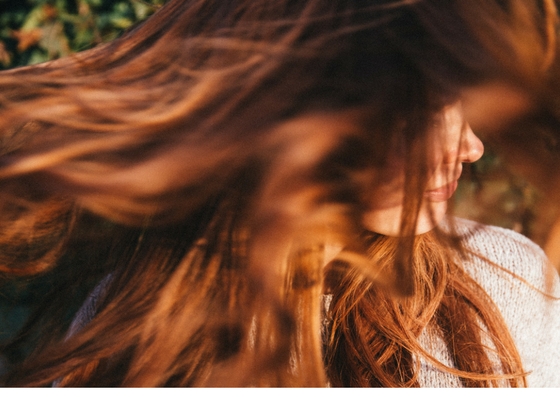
[
  {"left": 454, "top": 149, "right": 540, "bottom": 242},
  {"left": 0, "top": 0, "right": 166, "bottom": 69}
]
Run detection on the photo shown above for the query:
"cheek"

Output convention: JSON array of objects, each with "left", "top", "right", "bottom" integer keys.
[
  {"left": 427, "top": 151, "right": 444, "bottom": 174},
  {"left": 426, "top": 132, "right": 448, "bottom": 167},
  {"left": 424, "top": 133, "right": 457, "bottom": 184}
]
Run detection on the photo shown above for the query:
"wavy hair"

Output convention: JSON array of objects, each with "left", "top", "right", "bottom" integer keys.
[
  {"left": 324, "top": 230, "right": 526, "bottom": 387},
  {"left": 0, "top": 0, "right": 557, "bottom": 387}
]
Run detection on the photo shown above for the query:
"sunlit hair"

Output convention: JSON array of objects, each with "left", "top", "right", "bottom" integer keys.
[
  {"left": 0, "top": 0, "right": 557, "bottom": 387},
  {"left": 324, "top": 230, "right": 526, "bottom": 387}
]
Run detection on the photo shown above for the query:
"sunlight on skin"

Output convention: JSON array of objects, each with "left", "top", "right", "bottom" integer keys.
[{"left": 363, "top": 102, "right": 484, "bottom": 236}]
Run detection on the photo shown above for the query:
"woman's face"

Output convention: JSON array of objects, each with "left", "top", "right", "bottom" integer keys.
[{"left": 363, "top": 102, "right": 484, "bottom": 236}]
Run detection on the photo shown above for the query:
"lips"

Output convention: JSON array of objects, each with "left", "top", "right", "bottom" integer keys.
[{"left": 424, "top": 180, "right": 458, "bottom": 202}]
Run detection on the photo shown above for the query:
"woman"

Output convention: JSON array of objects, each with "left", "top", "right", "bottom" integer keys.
[
  {"left": 323, "top": 102, "right": 560, "bottom": 386},
  {"left": 0, "top": 0, "right": 559, "bottom": 387}
]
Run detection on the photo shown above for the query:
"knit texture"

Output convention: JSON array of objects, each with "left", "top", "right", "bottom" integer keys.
[{"left": 417, "top": 217, "right": 560, "bottom": 387}]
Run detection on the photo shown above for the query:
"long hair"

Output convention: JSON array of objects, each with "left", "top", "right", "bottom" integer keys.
[
  {"left": 324, "top": 230, "right": 526, "bottom": 387},
  {"left": 0, "top": 0, "right": 557, "bottom": 387}
]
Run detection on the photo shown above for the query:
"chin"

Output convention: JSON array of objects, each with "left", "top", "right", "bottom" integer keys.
[
  {"left": 362, "top": 201, "right": 448, "bottom": 237},
  {"left": 415, "top": 201, "right": 448, "bottom": 235}
]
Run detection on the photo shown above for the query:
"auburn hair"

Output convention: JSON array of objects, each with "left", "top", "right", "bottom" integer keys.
[
  {"left": 324, "top": 230, "right": 526, "bottom": 387},
  {"left": 0, "top": 0, "right": 557, "bottom": 387}
]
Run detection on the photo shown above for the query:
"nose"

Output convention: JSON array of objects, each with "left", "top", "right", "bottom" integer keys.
[
  {"left": 440, "top": 102, "right": 484, "bottom": 166},
  {"left": 458, "top": 124, "right": 484, "bottom": 163}
]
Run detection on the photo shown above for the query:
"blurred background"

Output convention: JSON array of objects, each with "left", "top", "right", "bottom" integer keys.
[
  {"left": 0, "top": 0, "right": 166, "bottom": 68},
  {"left": 0, "top": 0, "right": 545, "bottom": 359}
]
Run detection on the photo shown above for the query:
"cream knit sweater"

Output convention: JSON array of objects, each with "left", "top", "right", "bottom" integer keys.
[{"left": 417, "top": 217, "right": 560, "bottom": 387}]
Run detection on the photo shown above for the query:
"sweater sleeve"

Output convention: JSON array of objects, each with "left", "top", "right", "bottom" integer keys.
[
  {"left": 65, "top": 274, "right": 113, "bottom": 339},
  {"left": 455, "top": 217, "right": 560, "bottom": 387}
]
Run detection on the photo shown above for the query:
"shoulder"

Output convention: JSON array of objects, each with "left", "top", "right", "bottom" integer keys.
[
  {"left": 444, "top": 216, "right": 551, "bottom": 288},
  {"left": 449, "top": 216, "right": 545, "bottom": 261},
  {"left": 444, "top": 217, "right": 560, "bottom": 387}
]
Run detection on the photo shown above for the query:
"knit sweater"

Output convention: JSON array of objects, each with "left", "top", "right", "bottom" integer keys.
[
  {"left": 417, "top": 217, "right": 560, "bottom": 387},
  {"left": 67, "top": 217, "right": 560, "bottom": 387}
]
